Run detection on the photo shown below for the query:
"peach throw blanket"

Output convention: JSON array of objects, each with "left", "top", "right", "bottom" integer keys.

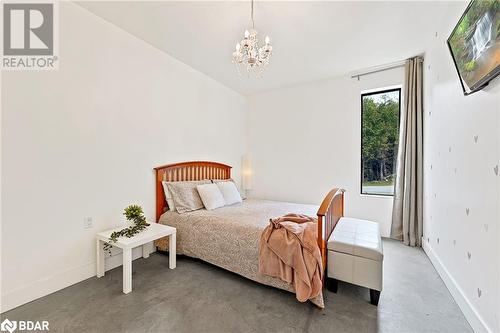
[{"left": 259, "top": 213, "right": 324, "bottom": 306}]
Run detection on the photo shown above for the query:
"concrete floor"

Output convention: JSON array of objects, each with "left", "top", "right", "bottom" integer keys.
[{"left": 2, "top": 239, "right": 471, "bottom": 333}]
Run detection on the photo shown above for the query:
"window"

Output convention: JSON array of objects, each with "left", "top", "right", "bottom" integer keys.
[{"left": 361, "top": 88, "right": 401, "bottom": 196}]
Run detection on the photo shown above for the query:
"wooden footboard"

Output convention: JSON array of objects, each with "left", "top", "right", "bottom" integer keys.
[{"left": 317, "top": 188, "right": 345, "bottom": 271}]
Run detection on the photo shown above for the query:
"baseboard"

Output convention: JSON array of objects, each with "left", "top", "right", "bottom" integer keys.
[
  {"left": 1, "top": 246, "right": 154, "bottom": 313},
  {"left": 1, "top": 262, "right": 96, "bottom": 313},
  {"left": 422, "top": 238, "right": 491, "bottom": 333}
]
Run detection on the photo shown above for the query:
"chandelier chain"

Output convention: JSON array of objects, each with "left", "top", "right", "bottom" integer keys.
[{"left": 251, "top": 0, "right": 255, "bottom": 29}]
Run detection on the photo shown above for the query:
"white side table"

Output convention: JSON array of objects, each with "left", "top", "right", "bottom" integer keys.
[{"left": 96, "top": 222, "right": 176, "bottom": 294}]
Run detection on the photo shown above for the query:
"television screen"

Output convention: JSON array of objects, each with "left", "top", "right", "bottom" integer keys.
[{"left": 447, "top": 0, "right": 500, "bottom": 95}]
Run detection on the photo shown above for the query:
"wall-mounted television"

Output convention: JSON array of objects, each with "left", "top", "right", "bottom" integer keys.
[{"left": 447, "top": 0, "right": 500, "bottom": 95}]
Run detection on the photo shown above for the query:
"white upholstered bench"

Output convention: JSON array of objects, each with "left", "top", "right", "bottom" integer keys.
[{"left": 326, "top": 217, "right": 383, "bottom": 305}]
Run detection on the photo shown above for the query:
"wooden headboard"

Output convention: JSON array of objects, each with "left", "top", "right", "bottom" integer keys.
[{"left": 154, "top": 161, "right": 232, "bottom": 221}]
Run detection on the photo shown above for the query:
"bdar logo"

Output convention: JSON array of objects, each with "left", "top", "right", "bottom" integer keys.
[
  {"left": 0, "top": 319, "right": 49, "bottom": 332},
  {"left": 0, "top": 319, "right": 17, "bottom": 333}
]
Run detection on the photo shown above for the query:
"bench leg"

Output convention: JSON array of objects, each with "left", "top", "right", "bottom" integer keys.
[
  {"left": 326, "top": 278, "right": 338, "bottom": 293},
  {"left": 370, "top": 289, "right": 380, "bottom": 306}
]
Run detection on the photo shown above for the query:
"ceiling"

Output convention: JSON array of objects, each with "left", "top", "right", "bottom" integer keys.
[{"left": 77, "top": 1, "right": 452, "bottom": 95}]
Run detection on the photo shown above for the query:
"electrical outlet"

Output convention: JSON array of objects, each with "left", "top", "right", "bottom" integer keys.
[{"left": 83, "top": 216, "right": 93, "bottom": 229}]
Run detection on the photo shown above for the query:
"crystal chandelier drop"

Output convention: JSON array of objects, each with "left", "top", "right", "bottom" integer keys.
[{"left": 232, "top": 0, "right": 272, "bottom": 77}]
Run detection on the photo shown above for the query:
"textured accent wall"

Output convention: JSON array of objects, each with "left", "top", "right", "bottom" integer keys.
[{"left": 422, "top": 2, "right": 500, "bottom": 332}]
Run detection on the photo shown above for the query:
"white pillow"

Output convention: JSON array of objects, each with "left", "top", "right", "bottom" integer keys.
[
  {"left": 162, "top": 181, "right": 176, "bottom": 211},
  {"left": 216, "top": 181, "right": 242, "bottom": 205},
  {"left": 212, "top": 179, "right": 245, "bottom": 200},
  {"left": 197, "top": 184, "right": 226, "bottom": 210}
]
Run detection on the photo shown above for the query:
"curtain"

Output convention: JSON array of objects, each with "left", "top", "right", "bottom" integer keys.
[{"left": 391, "top": 57, "right": 424, "bottom": 247}]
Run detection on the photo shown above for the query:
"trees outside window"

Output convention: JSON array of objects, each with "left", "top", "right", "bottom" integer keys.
[{"left": 361, "top": 88, "right": 401, "bottom": 196}]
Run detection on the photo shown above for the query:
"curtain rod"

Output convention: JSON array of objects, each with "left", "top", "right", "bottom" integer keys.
[
  {"left": 350, "top": 57, "right": 423, "bottom": 80},
  {"left": 350, "top": 60, "right": 406, "bottom": 80}
]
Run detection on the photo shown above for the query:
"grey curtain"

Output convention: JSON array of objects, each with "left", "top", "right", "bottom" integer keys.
[{"left": 391, "top": 57, "right": 423, "bottom": 247}]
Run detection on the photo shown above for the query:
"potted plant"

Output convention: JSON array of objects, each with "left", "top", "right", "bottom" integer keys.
[{"left": 103, "top": 205, "right": 150, "bottom": 254}]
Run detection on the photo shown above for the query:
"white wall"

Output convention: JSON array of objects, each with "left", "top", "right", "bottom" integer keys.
[
  {"left": 1, "top": 2, "right": 246, "bottom": 312},
  {"left": 422, "top": 2, "right": 500, "bottom": 332},
  {"left": 246, "top": 67, "right": 404, "bottom": 237}
]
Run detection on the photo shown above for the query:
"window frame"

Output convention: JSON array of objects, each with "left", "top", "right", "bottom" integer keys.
[{"left": 360, "top": 87, "right": 402, "bottom": 197}]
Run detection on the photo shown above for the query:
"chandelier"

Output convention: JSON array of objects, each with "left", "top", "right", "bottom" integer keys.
[{"left": 232, "top": 0, "right": 272, "bottom": 77}]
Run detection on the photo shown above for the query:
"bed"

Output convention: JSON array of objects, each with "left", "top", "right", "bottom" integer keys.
[{"left": 153, "top": 161, "right": 344, "bottom": 305}]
